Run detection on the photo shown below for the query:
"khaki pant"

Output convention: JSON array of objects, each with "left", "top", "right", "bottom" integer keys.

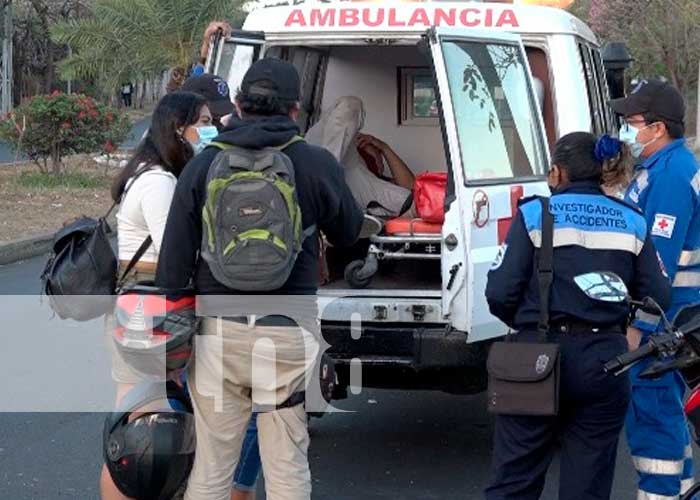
[{"left": 184, "top": 318, "right": 320, "bottom": 500}]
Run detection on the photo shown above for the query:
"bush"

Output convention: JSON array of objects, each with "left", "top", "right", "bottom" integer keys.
[{"left": 0, "top": 91, "right": 131, "bottom": 174}]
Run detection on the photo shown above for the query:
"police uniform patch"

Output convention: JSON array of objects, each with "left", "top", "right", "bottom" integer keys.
[
  {"left": 652, "top": 213, "right": 676, "bottom": 239},
  {"left": 491, "top": 244, "right": 508, "bottom": 271}
]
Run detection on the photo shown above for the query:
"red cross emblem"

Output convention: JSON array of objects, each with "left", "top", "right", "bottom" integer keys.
[{"left": 652, "top": 214, "right": 676, "bottom": 239}]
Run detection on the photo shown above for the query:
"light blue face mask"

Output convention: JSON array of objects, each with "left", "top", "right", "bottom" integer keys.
[
  {"left": 191, "top": 125, "right": 219, "bottom": 155},
  {"left": 618, "top": 123, "right": 656, "bottom": 159}
]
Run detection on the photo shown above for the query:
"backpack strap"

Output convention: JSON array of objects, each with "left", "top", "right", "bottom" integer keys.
[
  {"left": 209, "top": 136, "right": 305, "bottom": 153},
  {"left": 209, "top": 141, "right": 232, "bottom": 151},
  {"left": 275, "top": 135, "right": 305, "bottom": 151},
  {"left": 111, "top": 165, "right": 156, "bottom": 286},
  {"left": 104, "top": 165, "right": 156, "bottom": 219},
  {"left": 116, "top": 235, "right": 153, "bottom": 290}
]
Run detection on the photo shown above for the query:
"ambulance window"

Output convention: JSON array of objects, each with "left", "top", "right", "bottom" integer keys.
[
  {"left": 525, "top": 47, "right": 556, "bottom": 150},
  {"left": 215, "top": 43, "right": 257, "bottom": 94},
  {"left": 592, "top": 49, "right": 615, "bottom": 133},
  {"left": 399, "top": 68, "right": 439, "bottom": 126},
  {"left": 266, "top": 46, "right": 326, "bottom": 131},
  {"left": 579, "top": 43, "right": 605, "bottom": 135},
  {"left": 441, "top": 41, "right": 547, "bottom": 181},
  {"left": 290, "top": 49, "right": 325, "bottom": 131}
]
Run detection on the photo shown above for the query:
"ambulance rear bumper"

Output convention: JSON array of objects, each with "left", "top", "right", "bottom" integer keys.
[
  {"left": 322, "top": 322, "right": 490, "bottom": 394},
  {"left": 321, "top": 322, "right": 489, "bottom": 369}
]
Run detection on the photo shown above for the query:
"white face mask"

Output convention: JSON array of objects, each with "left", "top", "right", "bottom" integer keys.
[{"left": 618, "top": 123, "right": 657, "bottom": 159}]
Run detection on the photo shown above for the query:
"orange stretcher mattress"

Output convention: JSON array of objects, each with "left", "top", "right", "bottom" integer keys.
[{"left": 383, "top": 217, "right": 442, "bottom": 236}]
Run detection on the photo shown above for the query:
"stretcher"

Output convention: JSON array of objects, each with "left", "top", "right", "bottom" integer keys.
[{"left": 344, "top": 216, "right": 442, "bottom": 289}]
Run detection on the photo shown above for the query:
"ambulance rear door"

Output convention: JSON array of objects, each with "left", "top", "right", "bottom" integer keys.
[
  {"left": 426, "top": 27, "right": 550, "bottom": 342},
  {"left": 207, "top": 30, "right": 266, "bottom": 92}
]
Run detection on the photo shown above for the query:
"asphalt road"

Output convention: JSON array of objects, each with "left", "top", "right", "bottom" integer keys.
[{"left": 0, "top": 256, "right": 658, "bottom": 499}]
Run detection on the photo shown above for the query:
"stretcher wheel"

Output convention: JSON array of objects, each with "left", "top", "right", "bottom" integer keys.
[{"left": 344, "top": 260, "right": 373, "bottom": 289}]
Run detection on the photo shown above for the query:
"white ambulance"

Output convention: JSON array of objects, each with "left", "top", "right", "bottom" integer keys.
[{"left": 207, "top": 1, "right": 616, "bottom": 394}]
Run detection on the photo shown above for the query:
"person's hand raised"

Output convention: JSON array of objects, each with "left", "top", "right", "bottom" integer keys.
[
  {"left": 356, "top": 133, "right": 388, "bottom": 153},
  {"left": 204, "top": 21, "right": 233, "bottom": 39}
]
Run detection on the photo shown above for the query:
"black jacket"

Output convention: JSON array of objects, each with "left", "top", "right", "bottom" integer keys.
[
  {"left": 485, "top": 182, "right": 671, "bottom": 330},
  {"left": 155, "top": 115, "right": 364, "bottom": 295}
]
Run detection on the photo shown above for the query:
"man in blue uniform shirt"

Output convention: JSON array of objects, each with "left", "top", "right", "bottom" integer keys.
[{"left": 612, "top": 79, "right": 700, "bottom": 499}]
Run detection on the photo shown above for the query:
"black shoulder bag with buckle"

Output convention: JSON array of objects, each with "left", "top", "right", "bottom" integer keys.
[{"left": 486, "top": 197, "right": 561, "bottom": 416}]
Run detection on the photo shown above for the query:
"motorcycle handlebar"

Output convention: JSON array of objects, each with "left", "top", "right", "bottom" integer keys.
[
  {"left": 604, "top": 330, "right": 685, "bottom": 374},
  {"left": 604, "top": 343, "right": 655, "bottom": 374}
]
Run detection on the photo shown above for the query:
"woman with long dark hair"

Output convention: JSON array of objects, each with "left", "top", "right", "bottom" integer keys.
[
  {"left": 110, "top": 91, "right": 210, "bottom": 283},
  {"left": 101, "top": 90, "right": 211, "bottom": 500}
]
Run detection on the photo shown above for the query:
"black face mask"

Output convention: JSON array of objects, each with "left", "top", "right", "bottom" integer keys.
[{"left": 213, "top": 118, "right": 224, "bottom": 133}]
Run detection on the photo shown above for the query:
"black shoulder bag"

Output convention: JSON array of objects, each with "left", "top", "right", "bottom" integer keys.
[
  {"left": 486, "top": 197, "right": 561, "bottom": 416},
  {"left": 41, "top": 169, "right": 153, "bottom": 322}
]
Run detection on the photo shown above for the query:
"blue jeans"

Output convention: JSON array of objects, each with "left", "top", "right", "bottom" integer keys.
[{"left": 233, "top": 414, "right": 261, "bottom": 491}]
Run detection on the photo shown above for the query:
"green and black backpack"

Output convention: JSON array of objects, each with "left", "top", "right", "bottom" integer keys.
[{"left": 201, "top": 137, "right": 315, "bottom": 291}]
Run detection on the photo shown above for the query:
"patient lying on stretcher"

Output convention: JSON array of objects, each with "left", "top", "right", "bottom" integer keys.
[{"left": 306, "top": 96, "right": 416, "bottom": 218}]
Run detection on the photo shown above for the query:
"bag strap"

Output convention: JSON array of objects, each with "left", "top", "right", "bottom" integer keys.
[
  {"left": 537, "top": 197, "right": 554, "bottom": 341},
  {"left": 116, "top": 236, "right": 153, "bottom": 289},
  {"left": 209, "top": 136, "right": 305, "bottom": 153},
  {"left": 116, "top": 235, "right": 153, "bottom": 289},
  {"left": 209, "top": 141, "right": 232, "bottom": 151},
  {"left": 108, "top": 165, "right": 156, "bottom": 289},
  {"left": 275, "top": 135, "right": 305, "bottom": 151},
  {"left": 103, "top": 165, "right": 154, "bottom": 220}
]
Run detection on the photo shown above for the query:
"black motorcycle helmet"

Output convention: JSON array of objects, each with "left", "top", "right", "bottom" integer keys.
[{"left": 103, "top": 381, "right": 196, "bottom": 500}]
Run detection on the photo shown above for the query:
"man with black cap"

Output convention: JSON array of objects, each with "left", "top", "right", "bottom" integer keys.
[
  {"left": 611, "top": 78, "right": 700, "bottom": 499},
  {"left": 155, "top": 58, "right": 364, "bottom": 500},
  {"left": 181, "top": 73, "right": 236, "bottom": 131}
]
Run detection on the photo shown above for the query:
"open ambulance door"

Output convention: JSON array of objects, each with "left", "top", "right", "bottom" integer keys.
[
  {"left": 425, "top": 27, "right": 550, "bottom": 343},
  {"left": 207, "top": 30, "right": 265, "bottom": 95}
]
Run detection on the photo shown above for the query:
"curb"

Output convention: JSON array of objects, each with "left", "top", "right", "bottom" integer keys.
[{"left": 0, "top": 233, "right": 53, "bottom": 266}]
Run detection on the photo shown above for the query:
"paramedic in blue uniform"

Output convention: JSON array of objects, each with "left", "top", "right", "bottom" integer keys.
[
  {"left": 484, "top": 132, "right": 671, "bottom": 500},
  {"left": 611, "top": 78, "right": 700, "bottom": 499}
]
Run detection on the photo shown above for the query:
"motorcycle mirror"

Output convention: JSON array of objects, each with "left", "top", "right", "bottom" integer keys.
[
  {"left": 673, "top": 302, "right": 700, "bottom": 331},
  {"left": 574, "top": 272, "right": 628, "bottom": 303}
]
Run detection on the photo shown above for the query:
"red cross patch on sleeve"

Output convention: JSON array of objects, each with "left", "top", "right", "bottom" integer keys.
[{"left": 652, "top": 214, "right": 676, "bottom": 239}]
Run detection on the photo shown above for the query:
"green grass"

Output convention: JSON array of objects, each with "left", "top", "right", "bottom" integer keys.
[{"left": 13, "top": 171, "right": 110, "bottom": 190}]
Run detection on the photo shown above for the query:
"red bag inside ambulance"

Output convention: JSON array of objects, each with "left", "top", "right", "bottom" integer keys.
[{"left": 414, "top": 172, "right": 447, "bottom": 224}]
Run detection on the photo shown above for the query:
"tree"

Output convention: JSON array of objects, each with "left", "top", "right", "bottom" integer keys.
[
  {"left": 12, "top": 0, "right": 90, "bottom": 103},
  {"left": 566, "top": 0, "right": 592, "bottom": 22},
  {"left": 587, "top": 0, "right": 700, "bottom": 99},
  {"left": 50, "top": 0, "right": 246, "bottom": 95}
]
